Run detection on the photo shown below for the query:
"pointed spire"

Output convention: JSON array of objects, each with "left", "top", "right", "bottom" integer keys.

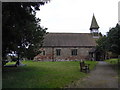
[{"left": 90, "top": 14, "right": 99, "bottom": 30}]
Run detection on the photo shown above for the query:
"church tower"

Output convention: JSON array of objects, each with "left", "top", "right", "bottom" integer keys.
[{"left": 90, "top": 14, "right": 99, "bottom": 38}]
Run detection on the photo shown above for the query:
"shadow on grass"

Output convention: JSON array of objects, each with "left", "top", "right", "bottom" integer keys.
[{"left": 2, "top": 61, "right": 97, "bottom": 88}]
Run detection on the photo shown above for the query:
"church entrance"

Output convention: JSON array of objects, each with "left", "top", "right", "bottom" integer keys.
[
  {"left": 89, "top": 50, "right": 102, "bottom": 61},
  {"left": 95, "top": 52, "right": 101, "bottom": 61}
]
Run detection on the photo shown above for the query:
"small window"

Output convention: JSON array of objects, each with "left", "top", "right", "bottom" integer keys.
[
  {"left": 43, "top": 51, "right": 45, "bottom": 55},
  {"left": 71, "top": 49, "right": 77, "bottom": 56},
  {"left": 56, "top": 49, "right": 61, "bottom": 56}
]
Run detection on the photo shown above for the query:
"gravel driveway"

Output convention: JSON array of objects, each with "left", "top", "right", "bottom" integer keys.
[{"left": 65, "top": 61, "right": 118, "bottom": 88}]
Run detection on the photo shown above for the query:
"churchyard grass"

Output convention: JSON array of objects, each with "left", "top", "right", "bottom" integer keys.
[
  {"left": 3, "top": 60, "right": 97, "bottom": 88},
  {"left": 5, "top": 61, "right": 16, "bottom": 65},
  {"left": 105, "top": 58, "right": 119, "bottom": 64}
]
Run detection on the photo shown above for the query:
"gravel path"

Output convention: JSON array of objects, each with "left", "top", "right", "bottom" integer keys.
[{"left": 66, "top": 61, "right": 118, "bottom": 88}]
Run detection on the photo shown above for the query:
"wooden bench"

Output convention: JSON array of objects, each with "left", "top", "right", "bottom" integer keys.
[{"left": 80, "top": 61, "right": 90, "bottom": 73}]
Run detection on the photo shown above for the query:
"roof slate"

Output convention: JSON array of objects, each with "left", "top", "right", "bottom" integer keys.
[
  {"left": 90, "top": 14, "right": 99, "bottom": 30},
  {"left": 43, "top": 33, "right": 97, "bottom": 47}
]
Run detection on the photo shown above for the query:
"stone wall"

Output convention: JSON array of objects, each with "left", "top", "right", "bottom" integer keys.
[{"left": 34, "top": 47, "right": 93, "bottom": 61}]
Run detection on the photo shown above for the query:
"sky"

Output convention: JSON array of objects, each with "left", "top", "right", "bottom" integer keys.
[{"left": 36, "top": 0, "right": 120, "bottom": 35}]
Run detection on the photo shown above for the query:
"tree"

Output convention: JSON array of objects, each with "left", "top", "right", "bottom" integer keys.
[
  {"left": 2, "top": 2, "right": 49, "bottom": 63},
  {"left": 96, "top": 35, "right": 107, "bottom": 51},
  {"left": 96, "top": 35, "right": 108, "bottom": 60},
  {"left": 96, "top": 24, "right": 120, "bottom": 59},
  {"left": 107, "top": 24, "right": 120, "bottom": 55}
]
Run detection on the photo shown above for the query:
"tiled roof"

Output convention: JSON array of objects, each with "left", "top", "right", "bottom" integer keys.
[{"left": 43, "top": 33, "right": 97, "bottom": 47}]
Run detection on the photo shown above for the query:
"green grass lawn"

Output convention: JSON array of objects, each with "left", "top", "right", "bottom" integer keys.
[
  {"left": 105, "top": 58, "right": 119, "bottom": 64},
  {"left": 3, "top": 60, "right": 97, "bottom": 88}
]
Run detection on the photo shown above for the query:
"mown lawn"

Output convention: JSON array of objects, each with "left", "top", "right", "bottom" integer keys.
[
  {"left": 105, "top": 58, "right": 119, "bottom": 64},
  {"left": 3, "top": 60, "right": 97, "bottom": 88}
]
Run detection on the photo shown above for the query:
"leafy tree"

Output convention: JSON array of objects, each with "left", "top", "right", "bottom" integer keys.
[
  {"left": 96, "top": 35, "right": 108, "bottom": 60},
  {"left": 96, "top": 24, "right": 120, "bottom": 59},
  {"left": 96, "top": 35, "right": 107, "bottom": 51},
  {"left": 107, "top": 24, "right": 120, "bottom": 55},
  {"left": 2, "top": 2, "right": 49, "bottom": 62}
]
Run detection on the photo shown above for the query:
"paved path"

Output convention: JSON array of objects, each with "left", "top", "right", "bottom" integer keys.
[{"left": 66, "top": 61, "right": 118, "bottom": 88}]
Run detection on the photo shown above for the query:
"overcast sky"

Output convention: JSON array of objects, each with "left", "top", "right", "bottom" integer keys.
[{"left": 36, "top": 0, "right": 119, "bottom": 35}]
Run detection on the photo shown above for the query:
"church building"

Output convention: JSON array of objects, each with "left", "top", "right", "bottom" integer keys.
[{"left": 34, "top": 14, "right": 100, "bottom": 61}]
